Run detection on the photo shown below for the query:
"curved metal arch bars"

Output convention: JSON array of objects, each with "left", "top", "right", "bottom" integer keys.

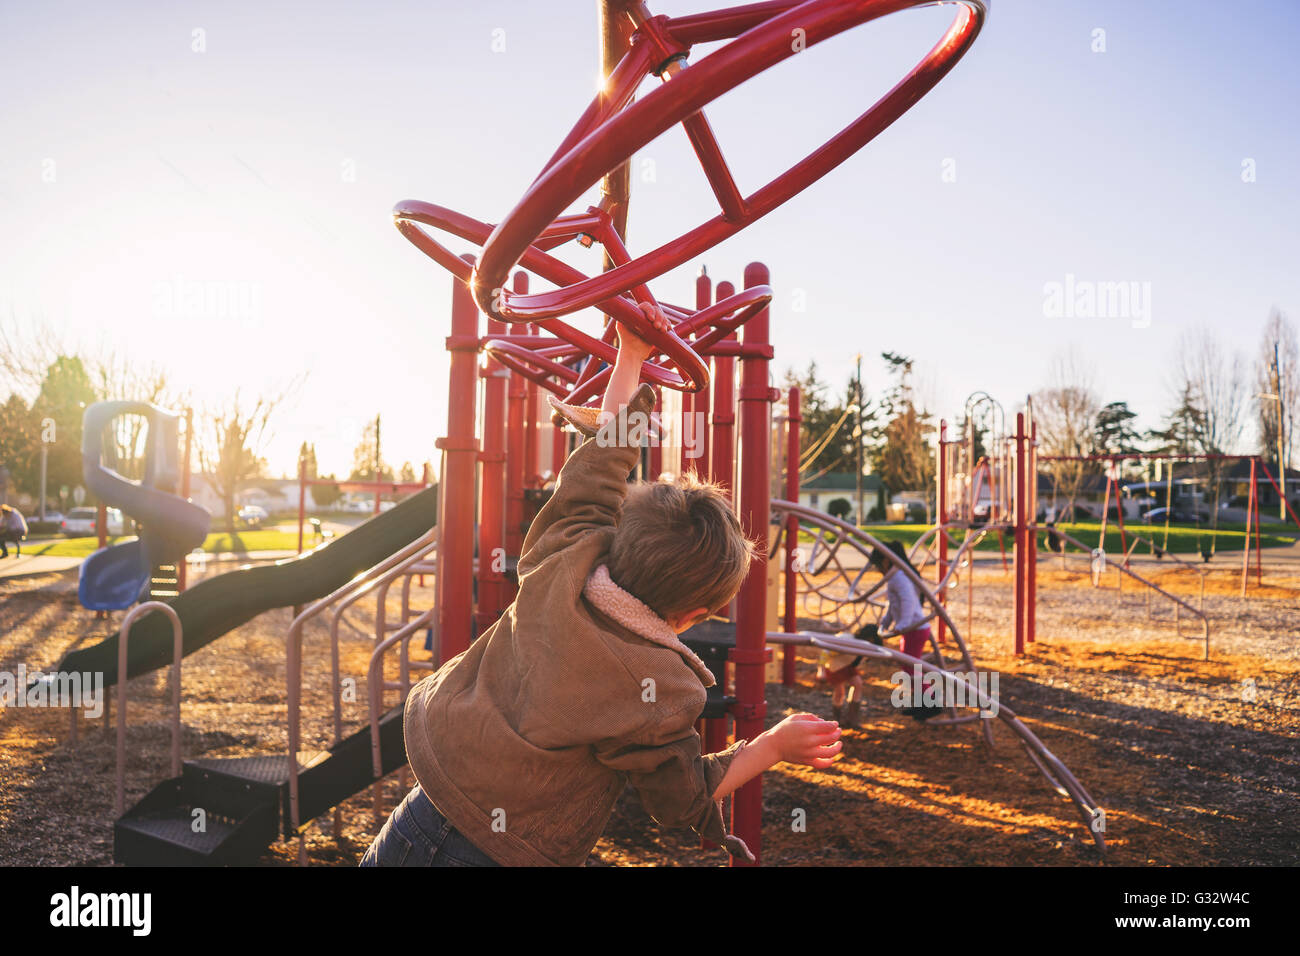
[
  {"left": 784, "top": 630, "right": 1106, "bottom": 851},
  {"left": 770, "top": 500, "right": 992, "bottom": 741}
]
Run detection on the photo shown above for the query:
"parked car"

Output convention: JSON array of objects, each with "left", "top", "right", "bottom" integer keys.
[
  {"left": 61, "top": 508, "right": 97, "bottom": 535},
  {"left": 1142, "top": 506, "right": 1208, "bottom": 525},
  {"left": 60, "top": 507, "right": 127, "bottom": 536},
  {"left": 237, "top": 505, "right": 269, "bottom": 528},
  {"left": 21, "top": 510, "right": 62, "bottom": 535}
]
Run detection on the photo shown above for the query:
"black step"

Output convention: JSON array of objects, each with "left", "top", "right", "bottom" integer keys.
[
  {"left": 290, "top": 706, "right": 406, "bottom": 836},
  {"left": 114, "top": 708, "right": 409, "bottom": 864},
  {"left": 113, "top": 776, "right": 279, "bottom": 866},
  {"left": 186, "top": 753, "right": 328, "bottom": 822}
]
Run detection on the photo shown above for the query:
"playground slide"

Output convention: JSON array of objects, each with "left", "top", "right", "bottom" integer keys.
[
  {"left": 58, "top": 483, "right": 439, "bottom": 685},
  {"left": 79, "top": 402, "right": 211, "bottom": 611}
]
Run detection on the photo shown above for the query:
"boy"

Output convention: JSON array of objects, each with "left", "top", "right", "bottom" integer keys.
[{"left": 362, "top": 305, "right": 842, "bottom": 867}]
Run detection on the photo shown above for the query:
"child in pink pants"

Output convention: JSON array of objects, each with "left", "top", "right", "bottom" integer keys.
[{"left": 868, "top": 541, "right": 939, "bottom": 721}]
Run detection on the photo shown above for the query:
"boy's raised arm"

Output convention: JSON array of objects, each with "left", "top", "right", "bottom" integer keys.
[{"left": 517, "top": 304, "right": 669, "bottom": 574}]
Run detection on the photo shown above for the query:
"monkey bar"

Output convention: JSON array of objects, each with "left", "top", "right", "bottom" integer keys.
[{"left": 396, "top": 0, "right": 987, "bottom": 398}]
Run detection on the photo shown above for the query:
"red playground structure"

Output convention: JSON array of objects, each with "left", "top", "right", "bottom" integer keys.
[{"left": 391, "top": 0, "right": 1005, "bottom": 865}]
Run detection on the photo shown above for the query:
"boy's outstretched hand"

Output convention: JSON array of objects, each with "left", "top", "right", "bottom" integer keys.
[
  {"left": 768, "top": 713, "right": 843, "bottom": 769},
  {"left": 601, "top": 300, "right": 670, "bottom": 421},
  {"left": 615, "top": 300, "right": 671, "bottom": 363},
  {"left": 711, "top": 712, "right": 842, "bottom": 802}
]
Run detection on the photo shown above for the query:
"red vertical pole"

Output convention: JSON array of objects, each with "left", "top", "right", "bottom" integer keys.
[
  {"left": 1252, "top": 458, "right": 1263, "bottom": 586},
  {"left": 936, "top": 419, "right": 948, "bottom": 644},
  {"left": 731, "top": 262, "right": 772, "bottom": 866},
  {"left": 680, "top": 396, "right": 697, "bottom": 478},
  {"left": 1113, "top": 472, "right": 1129, "bottom": 560},
  {"left": 690, "top": 268, "right": 712, "bottom": 480},
  {"left": 436, "top": 256, "right": 481, "bottom": 664},
  {"left": 1242, "top": 458, "right": 1255, "bottom": 597},
  {"left": 703, "top": 280, "right": 737, "bottom": 768},
  {"left": 551, "top": 425, "right": 567, "bottom": 481},
  {"left": 1027, "top": 420, "right": 1038, "bottom": 645},
  {"left": 524, "top": 323, "right": 540, "bottom": 489},
  {"left": 505, "top": 272, "right": 528, "bottom": 570},
  {"left": 710, "top": 281, "right": 737, "bottom": 497},
  {"left": 782, "top": 387, "right": 801, "bottom": 685},
  {"left": 178, "top": 408, "right": 194, "bottom": 592},
  {"left": 1099, "top": 465, "right": 1112, "bottom": 555},
  {"left": 1014, "top": 412, "right": 1026, "bottom": 657},
  {"left": 477, "top": 303, "right": 509, "bottom": 632}
]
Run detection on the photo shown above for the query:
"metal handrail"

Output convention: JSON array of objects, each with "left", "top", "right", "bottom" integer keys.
[
  {"left": 325, "top": 541, "right": 438, "bottom": 742},
  {"left": 115, "top": 601, "right": 184, "bottom": 816},
  {"left": 285, "top": 527, "right": 437, "bottom": 864},
  {"left": 366, "top": 606, "right": 438, "bottom": 784}
]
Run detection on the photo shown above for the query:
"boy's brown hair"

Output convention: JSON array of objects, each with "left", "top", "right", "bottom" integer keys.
[{"left": 607, "top": 472, "right": 757, "bottom": 621}]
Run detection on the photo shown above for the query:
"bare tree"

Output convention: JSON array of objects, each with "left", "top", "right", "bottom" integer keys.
[
  {"left": 0, "top": 308, "right": 69, "bottom": 398},
  {"left": 196, "top": 386, "right": 297, "bottom": 532},
  {"left": 1032, "top": 350, "right": 1100, "bottom": 521},
  {"left": 1175, "top": 329, "right": 1247, "bottom": 547},
  {"left": 1255, "top": 308, "right": 1298, "bottom": 479}
]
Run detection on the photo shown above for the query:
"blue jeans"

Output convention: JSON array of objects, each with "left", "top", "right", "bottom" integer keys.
[{"left": 360, "top": 784, "right": 500, "bottom": 867}]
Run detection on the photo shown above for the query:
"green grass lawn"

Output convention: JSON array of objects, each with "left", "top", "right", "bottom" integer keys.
[
  {"left": 795, "top": 522, "right": 1295, "bottom": 555},
  {"left": 22, "top": 529, "right": 306, "bottom": 559}
]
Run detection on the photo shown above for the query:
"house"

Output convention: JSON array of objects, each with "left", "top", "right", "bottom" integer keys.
[
  {"left": 188, "top": 475, "right": 318, "bottom": 518},
  {"left": 797, "top": 471, "right": 885, "bottom": 520}
]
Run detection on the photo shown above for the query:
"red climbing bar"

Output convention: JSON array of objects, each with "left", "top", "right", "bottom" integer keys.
[
  {"left": 731, "top": 261, "right": 772, "bottom": 866},
  {"left": 782, "top": 386, "right": 801, "bottom": 685},
  {"left": 524, "top": 323, "right": 540, "bottom": 489},
  {"left": 936, "top": 419, "right": 948, "bottom": 644},
  {"left": 709, "top": 281, "right": 738, "bottom": 496},
  {"left": 1014, "top": 412, "right": 1026, "bottom": 657},
  {"left": 552, "top": 423, "right": 567, "bottom": 483},
  {"left": 436, "top": 256, "right": 481, "bottom": 663},
  {"left": 505, "top": 272, "right": 529, "bottom": 571},
  {"left": 1027, "top": 420, "right": 1038, "bottom": 645},
  {"left": 703, "top": 278, "right": 737, "bottom": 764},
  {"left": 478, "top": 302, "right": 509, "bottom": 632},
  {"left": 683, "top": 269, "right": 712, "bottom": 475}
]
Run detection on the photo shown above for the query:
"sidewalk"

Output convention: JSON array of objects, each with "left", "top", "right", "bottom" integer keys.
[
  {"left": 0, "top": 554, "right": 82, "bottom": 579},
  {"left": 0, "top": 549, "right": 305, "bottom": 582}
]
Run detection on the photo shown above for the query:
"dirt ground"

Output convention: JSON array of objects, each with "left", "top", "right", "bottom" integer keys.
[{"left": 1, "top": 558, "right": 1297, "bottom": 867}]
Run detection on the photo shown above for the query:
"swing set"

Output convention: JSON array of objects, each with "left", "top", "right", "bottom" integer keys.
[{"left": 1037, "top": 451, "right": 1300, "bottom": 600}]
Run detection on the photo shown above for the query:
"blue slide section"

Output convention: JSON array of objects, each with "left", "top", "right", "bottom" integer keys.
[{"left": 79, "top": 402, "right": 211, "bottom": 611}]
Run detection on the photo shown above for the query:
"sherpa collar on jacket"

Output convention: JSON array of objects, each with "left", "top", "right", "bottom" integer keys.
[{"left": 582, "top": 564, "right": 716, "bottom": 687}]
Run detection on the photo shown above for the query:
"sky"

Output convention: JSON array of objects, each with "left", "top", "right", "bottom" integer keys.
[{"left": 2, "top": 0, "right": 1297, "bottom": 479}]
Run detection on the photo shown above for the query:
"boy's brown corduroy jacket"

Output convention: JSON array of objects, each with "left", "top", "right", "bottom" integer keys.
[{"left": 403, "top": 383, "right": 751, "bottom": 866}]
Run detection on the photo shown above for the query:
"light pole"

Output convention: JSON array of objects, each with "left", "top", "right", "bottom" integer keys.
[
  {"left": 1258, "top": 390, "right": 1286, "bottom": 519},
  {"left": 855, "top": 353, "right": 864, "bottom": 527}
]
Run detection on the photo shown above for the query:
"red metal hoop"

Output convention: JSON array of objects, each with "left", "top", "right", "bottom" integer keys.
[
  {"left": 393, "top": 199, "right": 711, "bottom": 391},
  {"left": 482, "top": 283, "right": 772, "bottom": 405},
  {"left": 473, "top": 0, "right": 987, "bottom": 322}
]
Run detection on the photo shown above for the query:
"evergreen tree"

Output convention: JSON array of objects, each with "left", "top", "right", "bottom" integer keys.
[
  {"left": 30, "top": 356, "right": 98, "bottom": 508},
  {"left": 869, "top": 352, "right": 935, "bottom": 513},
  {"left": 1093, "top": 401, "right": 1143, "bottom": 455}
]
